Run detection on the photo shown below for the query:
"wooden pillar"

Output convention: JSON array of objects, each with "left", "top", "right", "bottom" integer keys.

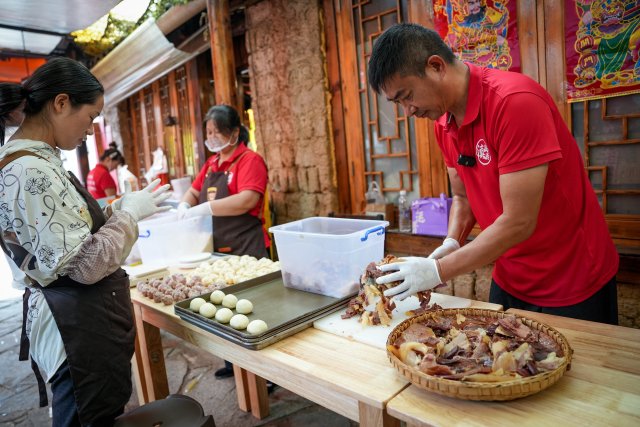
[{"left": 206, "top": 0, "right": 240, "bottom": 111}]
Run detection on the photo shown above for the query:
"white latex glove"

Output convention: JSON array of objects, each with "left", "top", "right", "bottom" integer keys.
[
  {"left": 177, "top": 201, "right": 191, "bottom": 220},
  {"left": 183, "top": 201, "right": 213, "bottom": 219},
  {"left": 377, "top": 257, "right": 442, "bottom": 301},
  {"left": 119, "top": 178, "right": 171, "bottom": 222},
  {"left": 428, "top": 237, "right": 460, "bottom": 259}
]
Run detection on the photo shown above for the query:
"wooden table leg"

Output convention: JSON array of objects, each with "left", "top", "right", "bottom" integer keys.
[
  {"left": 133, "top": 303, "right": 169, "bottom": 402},
  {"left": 233, "top": 364, "right": 250, "bottom": 412},
  {"left": 358, "top": 402, "right": 400, "bottom": 427},
  {"left": 246, "top": 371, "right": 269, "bottom": 419},
  {"left": 132, "top": 336, "right": 149, "bottom": 405},
  {"left": 232, "top": 364, "right": 269, "bottom": 419}
]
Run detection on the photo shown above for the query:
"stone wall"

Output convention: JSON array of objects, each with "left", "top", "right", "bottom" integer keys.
[
  {"left": 437, "top": 263, "right": 639, "bottom": 329},
  {"left": 245, "top": 0, "right": 338, "bottom": 224},
  {"left": 436, "top": 264, "right": 493, "bottom": 303}
]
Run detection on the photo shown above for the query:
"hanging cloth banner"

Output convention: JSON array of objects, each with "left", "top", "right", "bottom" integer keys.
[
  {"left": 565, "top": 0, "right": 640, "bottom": 102},
  {"left": 432, "top": 0, "right": 521, "bottom": 72}
]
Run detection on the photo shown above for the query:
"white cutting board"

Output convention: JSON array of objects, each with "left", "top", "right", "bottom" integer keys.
[{"left": 313, "top": 293, "right": 471, "bottom": 350}]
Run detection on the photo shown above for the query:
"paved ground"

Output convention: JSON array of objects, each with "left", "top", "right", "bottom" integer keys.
[{"left": 0, "top": 292, "right": 358, "bottom": 427}]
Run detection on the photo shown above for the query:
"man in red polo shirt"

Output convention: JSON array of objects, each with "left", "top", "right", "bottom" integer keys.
[{"left": 367, "top": 23, "right": 619, "bottom": 324}]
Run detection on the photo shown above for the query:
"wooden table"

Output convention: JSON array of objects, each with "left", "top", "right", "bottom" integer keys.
[
  {"left": 130, "top": 288, "right": 501, "bottom": 426},
  {"left": 386, "top": 309, "right": 640, "bottom": 427}
]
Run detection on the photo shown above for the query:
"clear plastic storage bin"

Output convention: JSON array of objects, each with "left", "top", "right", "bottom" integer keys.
[
  {"left": 135, "top": 211, "right": 213, "bottom": 266},
  {"left": 269, "top": 217, "right": 389, "bottom": 298}
]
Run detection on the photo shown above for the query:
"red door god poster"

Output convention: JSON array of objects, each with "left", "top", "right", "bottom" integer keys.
[
  {"left": 432, "top": 0, "right": 521, "bottom": 72},
  {"left": 565, "top": 0, "right": 640, "bottom": 102}
]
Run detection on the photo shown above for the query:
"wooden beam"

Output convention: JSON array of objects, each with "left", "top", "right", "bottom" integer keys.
[
  {"left": 118, "top": 102, "right": 139, "bottom": 180},
  {"left": 323, "top": 0, "right": 351, "bottom": 213},
  {"left": 138, "top": 91, "right": 151, "bottom": 171},
  {"left": 518, "top": 0, "right": 540, "bottom": 82},
  {"left": 168, "top": 71, "right": 186, "bottom": 177},
  {"left": 334, "top": 0, "right": 367, "bottom": 213},
  {"left": 128, "top": 97, "right": 142, "bottom": 180},
  {"left": 544, "top": 0, "right": 569, "bottom": 122},
  {"left": 186, "top": 61, "right": 205, "bottom": 170},
  {"left": 152, "top": 80, "right": 165, "bottom": 150},
  {"left": 207, "top": 0, "right": 240, "bottom": 112}
]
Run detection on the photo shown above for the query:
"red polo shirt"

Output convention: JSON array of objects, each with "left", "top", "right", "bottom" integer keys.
[
  {"left": 86, "top": 164, "right": 116, "bottom": 199},
  {"left": 192, "top": 144, "right": 269, "bottom": 247},
  {"left": 434, "top": 63, "right": 618, "bottom": 307}
]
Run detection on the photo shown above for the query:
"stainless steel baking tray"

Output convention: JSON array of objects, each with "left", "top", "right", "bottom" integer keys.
[{"left": 174, "top": 271, "right": 353, "bottom": 350}]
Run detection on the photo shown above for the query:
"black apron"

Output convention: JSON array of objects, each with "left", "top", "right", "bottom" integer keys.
[
  {"left": 199, "top": 151, "right": 266, "bottom": 259},
  {"left": 0, "top": 150, "right": 135, "bottom": 426}
]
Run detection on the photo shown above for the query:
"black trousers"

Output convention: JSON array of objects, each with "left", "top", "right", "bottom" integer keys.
[
  {"left": 489, "top": 276, "right": 618, "bottom": 325},
  {"left": 50, "top": 361, "right": 124, "bottom": 427}
]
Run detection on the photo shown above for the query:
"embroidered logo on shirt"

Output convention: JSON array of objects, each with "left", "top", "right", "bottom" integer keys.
[
  {"left": 227, "top": 171, "right": 234, "bottom": 186},
  {"left": 476, "top": 139, "right": 492, "bottom": 166}
]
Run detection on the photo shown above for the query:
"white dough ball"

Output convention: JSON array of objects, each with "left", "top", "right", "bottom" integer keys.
[
  {"left": 230, "top": 314, "right": 249, "bottom": 330},
  {"left": 222, "top": 294, "right": 238, "bottom": 309},
  {"left": 189, "top": 297, "right": 207, "bottom": 312},
  {"left": 210, "top": 290, "right": 225, "bottom": 304},
  {"left": 215, "top": 308, "right": 234, "bottom": 323},
  {"left": 198, "top": 302, "right": 217, "bottom": 318},
  {"left": 235, "top": 299, "right": 253, "bottom": 314},
  {"left": 247, "top": 319, "right": 268, "bottom": 335}
]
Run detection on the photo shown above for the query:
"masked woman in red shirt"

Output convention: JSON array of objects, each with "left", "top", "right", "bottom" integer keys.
[{"left": 178, "top": 104, "right": 269, "bottom": 260}]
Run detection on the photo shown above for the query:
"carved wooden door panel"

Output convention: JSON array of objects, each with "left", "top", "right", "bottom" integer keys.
[{"left": 331, "top": 0, "right": 448, "bottom": 214}]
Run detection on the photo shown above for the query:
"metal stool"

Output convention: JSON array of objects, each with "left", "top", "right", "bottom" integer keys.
[{"left": 114, "top": 394, "right": 215, "bottom": 427}]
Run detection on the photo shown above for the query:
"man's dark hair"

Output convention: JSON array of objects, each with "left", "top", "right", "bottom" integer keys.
[{"left": 368, "top": 23, "right": 456, "bottom": 93}]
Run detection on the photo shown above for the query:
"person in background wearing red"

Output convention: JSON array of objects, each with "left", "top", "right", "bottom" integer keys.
[
  {"left": 87, "top": 143, "right": 124, "bottom": 199},
  {"left": 368, "top": 23, "right": 619, "bottom": 325}
]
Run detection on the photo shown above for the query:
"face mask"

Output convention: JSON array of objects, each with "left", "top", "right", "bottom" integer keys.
[{"left": 205, "top": 134, "right": 237, "bottom": 153}]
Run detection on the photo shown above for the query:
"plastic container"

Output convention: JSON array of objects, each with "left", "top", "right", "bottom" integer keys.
[
  {"left": 170, "top": 176, "right": 192, "bottom": 201},
  {"left": 269, "top": 217, "right": 389, "bottom": 298},
  {"left": 135, "top": 211, "right": 213, "bottom": 266}
]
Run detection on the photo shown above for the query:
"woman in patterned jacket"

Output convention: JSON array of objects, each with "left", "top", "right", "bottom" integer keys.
[{"left": 0, "top": 58, "right": 171, "bottom": 426}]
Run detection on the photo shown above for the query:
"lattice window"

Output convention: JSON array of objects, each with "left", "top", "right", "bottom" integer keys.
[
  {"left": 352, "top": 0, "right": 419, "bottom": 203},
  {"left": 571, "top": 94, "right": 640, "bottom": 218}
]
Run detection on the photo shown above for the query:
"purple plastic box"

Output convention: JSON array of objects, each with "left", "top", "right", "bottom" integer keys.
[{"left": 411, "top": 194, "right": 452, "bottom": 237}]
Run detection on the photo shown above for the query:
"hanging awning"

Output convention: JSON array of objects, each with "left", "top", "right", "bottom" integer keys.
[
  {"left": 91, "top": 0, "right": 208, "bottom": 108},
  {"left": 0, "top": 0, "right": 120, "bottom": 35},
  {"left": 0, "top": 0, "right": 120, "bottom": 83},
  {"left": 92, "top": 20, "right": 192, "bottom": 108}
]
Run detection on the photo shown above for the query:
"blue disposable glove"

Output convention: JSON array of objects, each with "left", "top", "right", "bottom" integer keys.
[{"left": 377, "top": 257, "right": 441, "bottom": 301}]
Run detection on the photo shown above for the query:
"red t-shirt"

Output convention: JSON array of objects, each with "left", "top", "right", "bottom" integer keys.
[
  {"left": 86, "top": 164, "right": 116, "bottom": 199},
  {"left": 192, "top": 144, "right": 270, "bottom": 248},
  {"left": 434, "top": 63, "right": 618, "bottom": 307}
]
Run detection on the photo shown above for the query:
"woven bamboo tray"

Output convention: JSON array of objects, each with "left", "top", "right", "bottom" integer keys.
[{"left": 386, "top": 308, "right": 573, "bottom": 401}]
